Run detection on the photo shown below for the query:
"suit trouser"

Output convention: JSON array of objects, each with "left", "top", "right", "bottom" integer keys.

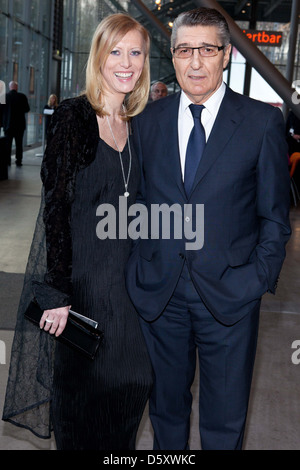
[
  {"left": 139, "top": 263, "right": 260, "bottom": 450},
  {"left": 5, "top": 129, "right": 25, "bottom": 164}
]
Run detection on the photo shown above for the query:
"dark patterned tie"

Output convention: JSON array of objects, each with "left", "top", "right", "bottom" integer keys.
[{"left": 184, "top": 104, "right": 206, "bottom": 197}]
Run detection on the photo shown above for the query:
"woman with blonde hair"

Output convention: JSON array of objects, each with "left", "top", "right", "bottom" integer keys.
[
  {"left": 3, "top": 13, "right": 152, "bottom": 450},
  {"left": 44, "top": 94, "right": 58, "bottom": 139},
  {"left": 47, "top": 94, "right": 58, "bottom": 108}
]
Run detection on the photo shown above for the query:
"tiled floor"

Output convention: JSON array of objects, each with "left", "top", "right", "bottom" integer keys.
[{"left": 1, "top": 147, "right": 300, "bottom": 450}]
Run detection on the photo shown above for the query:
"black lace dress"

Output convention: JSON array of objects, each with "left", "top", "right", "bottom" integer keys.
[{"left": 2, "top": 96, "right": 152, "bottom": 450}]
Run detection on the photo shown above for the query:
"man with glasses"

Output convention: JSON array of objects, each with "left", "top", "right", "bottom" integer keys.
[{"left": 127, "top": 7, "right": 291, "bottom": 450}]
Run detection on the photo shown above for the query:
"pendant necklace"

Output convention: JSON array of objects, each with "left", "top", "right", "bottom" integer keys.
[{"left": 106, "top": 106, "right": 132, "bottom": 198}]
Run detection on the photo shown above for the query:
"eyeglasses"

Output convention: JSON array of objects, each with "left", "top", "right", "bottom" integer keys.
[{"left": 172, "top": 45, "right": 225, "bottom": 59}]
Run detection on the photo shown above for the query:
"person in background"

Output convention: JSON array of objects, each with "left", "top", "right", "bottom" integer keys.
[
  {"left": 2, "top": 81, "right": 30, "bottom": 166},
  {"left": 44, "top": 94, "right": 58, "bottom": 140},
  {"left": 3, "top": 13, "right": 152, "bottom": 451},
  {"left": 126, "top": 7, "right": 291, "bottom": 450},
  {"left": 150, "top": 81, "right": 168, "bottom": 101},
  {"left": 286, "top": 110, "right": 300, "bottom": 156}
]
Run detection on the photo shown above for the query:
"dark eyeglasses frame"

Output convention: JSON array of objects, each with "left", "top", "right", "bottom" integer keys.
[{"left": 172, "top": 45, "right": 225, "bottom": 58}]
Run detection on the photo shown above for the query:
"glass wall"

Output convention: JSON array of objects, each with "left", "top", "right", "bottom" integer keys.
[
  {"left": 60, "top": 0, "right": 116, "bottom": 101},
  {"left": 0, "top": 0, "right": 53, "bottom": 146},
  {"left": 227, "top": 20, "right": 300, "bottom": 107}
]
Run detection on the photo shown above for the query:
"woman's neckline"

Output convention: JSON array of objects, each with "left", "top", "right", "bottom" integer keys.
[{"left": 98, "top": 136, "right": 128, "bottom": 154}]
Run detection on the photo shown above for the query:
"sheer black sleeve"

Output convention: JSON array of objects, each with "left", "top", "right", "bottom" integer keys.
[{"left": 33, "top": 102, "right": 83, "bottom": 309}]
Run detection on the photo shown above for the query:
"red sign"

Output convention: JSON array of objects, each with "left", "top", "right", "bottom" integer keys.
[{"left": 243, "top": 30, "right": 283, "bottom": 46}]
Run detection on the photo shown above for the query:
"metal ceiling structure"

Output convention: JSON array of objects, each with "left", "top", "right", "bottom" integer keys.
[
  {"left": 139, "top": 0, "right": 296, "bottom": 24},
  {"left": 207, "top": 0, "right": 295, "bottom": 22}
]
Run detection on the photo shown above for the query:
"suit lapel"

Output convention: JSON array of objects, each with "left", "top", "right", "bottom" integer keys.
[
  {"left": 190, "top": 87, "right": 244, "bottom": 195},
  {"left": 157, "top": 93, "right": 186, "bottom": 198}
]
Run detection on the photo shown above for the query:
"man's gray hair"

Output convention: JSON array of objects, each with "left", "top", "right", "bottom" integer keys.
[{"left": 171, "top": 7, "right": 231, "bottom": 49}]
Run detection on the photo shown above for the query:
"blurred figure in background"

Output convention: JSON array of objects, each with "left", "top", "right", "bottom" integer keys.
[
  {"left": 286, "top": 110, "right": 300, "bottom": 156},
  {"left": 44, "top": 94, "right": 58, "bottom": 140},
  {"left": 2, "top": 81, "right": 30, "bottom": 166},
  {"left": 150, "top": 81, "right": 168, "bottom": 101}
]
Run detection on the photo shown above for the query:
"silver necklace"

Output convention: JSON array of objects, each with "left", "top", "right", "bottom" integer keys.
[{"left": 105, "top": 109, "right": 132, "bottom": 198}]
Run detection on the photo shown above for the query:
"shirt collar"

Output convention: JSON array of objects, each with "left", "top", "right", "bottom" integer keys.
[{"left": 180, "top": 81, "right": 226, "bottom": 118}]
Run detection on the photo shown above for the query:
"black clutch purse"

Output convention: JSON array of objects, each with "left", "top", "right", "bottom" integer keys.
[{"left": 24, "top": 300, "right": 104, "bottom": 359}]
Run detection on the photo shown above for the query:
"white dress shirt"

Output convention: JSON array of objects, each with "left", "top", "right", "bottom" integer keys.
[{"left": 178, "top": 81, "right": 226, "bottom": 179}]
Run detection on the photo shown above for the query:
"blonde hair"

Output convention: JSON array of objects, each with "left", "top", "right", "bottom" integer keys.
[
  {"left": 85, "top": 13, "right": 150, "bottom": 119},
  {"left": 48, "top": 94, "right": 58, "bottom": 107}
]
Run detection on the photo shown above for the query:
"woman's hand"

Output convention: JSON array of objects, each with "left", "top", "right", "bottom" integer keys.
[{"left": 40, "top": 306, "right": 71, "bottom": 337}]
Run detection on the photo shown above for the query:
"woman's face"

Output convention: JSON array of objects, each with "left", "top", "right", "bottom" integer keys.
[
  {"left": 49, "top": 96, "right": 56, "bottom": 107},
  {"left": 101, "top": 29, "right": 146, "bottom": 99}
]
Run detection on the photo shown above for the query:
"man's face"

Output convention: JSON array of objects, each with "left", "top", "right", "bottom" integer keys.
[
  {"left": 151, "top": 83, "right": 168, "bottom": 100},
  {"left": 172, "top": 25, "right": 231, "bottom": 104}
]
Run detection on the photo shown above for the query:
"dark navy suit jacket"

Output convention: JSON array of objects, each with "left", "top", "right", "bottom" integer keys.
[{"left": 126, "top": 86, "right": 291, "bottom": 325}]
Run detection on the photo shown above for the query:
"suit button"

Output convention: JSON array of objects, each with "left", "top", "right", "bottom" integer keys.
[{"left": 179, "top": 253, "right": 185, "bottom": 259}]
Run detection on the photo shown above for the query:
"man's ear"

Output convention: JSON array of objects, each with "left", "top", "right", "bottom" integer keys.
[{"left": 223, "top": 44, "right": 232, "bottom": 70}]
